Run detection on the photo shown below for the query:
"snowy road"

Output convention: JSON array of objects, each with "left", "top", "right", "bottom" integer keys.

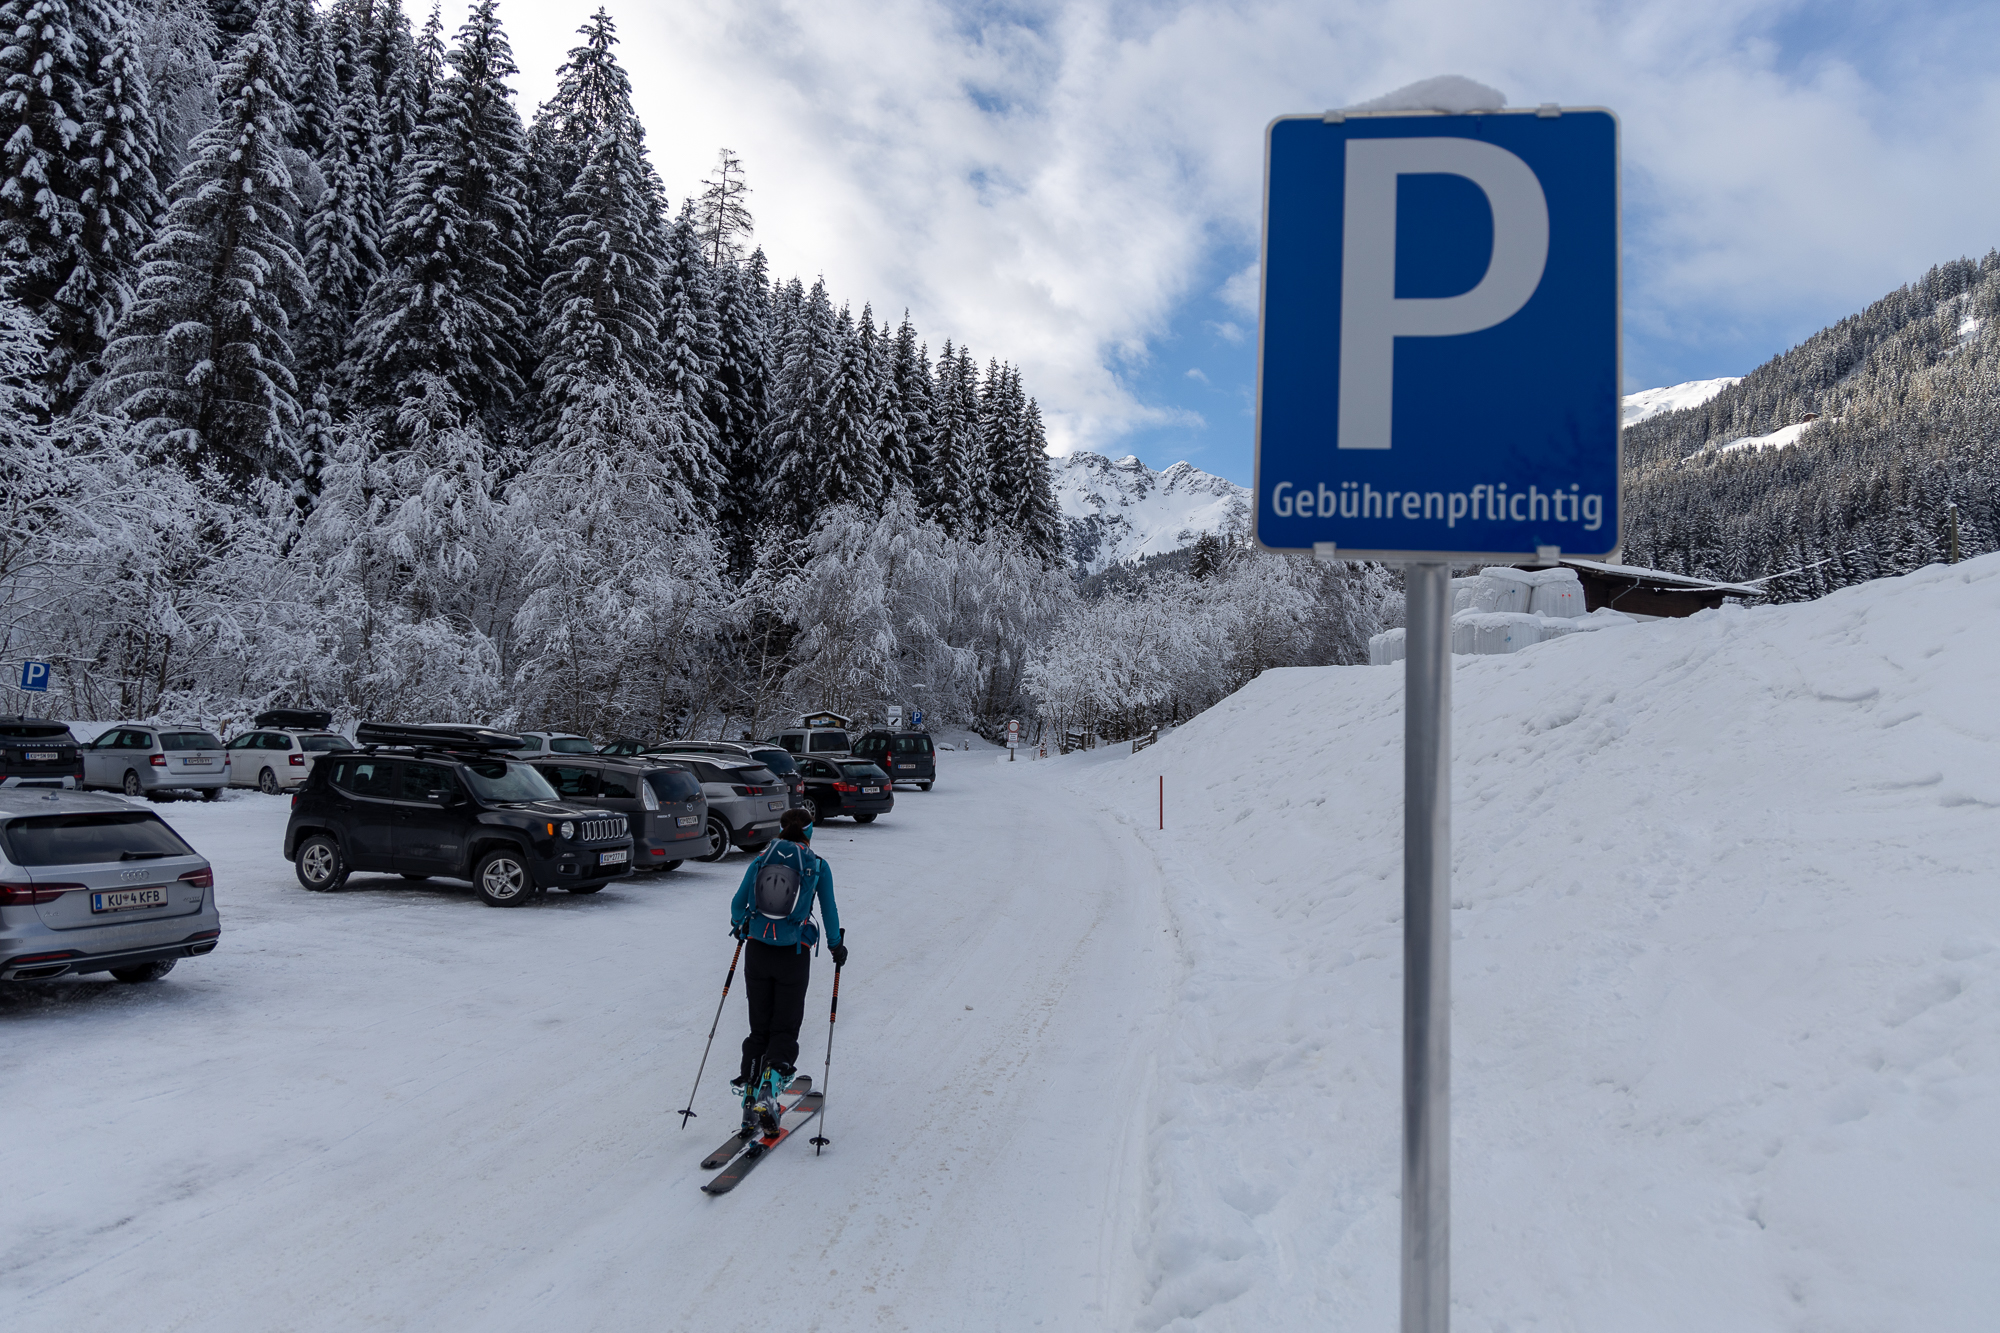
[{"left": 2, "top": 747, "right": 1174, "bottom": 1332}]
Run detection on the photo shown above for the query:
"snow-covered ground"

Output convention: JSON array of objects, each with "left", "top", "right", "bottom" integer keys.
[
  {"left": 1621, "top": 377, "right": 1740, "bottom": 426},
  {"left": 8, "top": 556, "right": 1998, "bottom": 1330}
]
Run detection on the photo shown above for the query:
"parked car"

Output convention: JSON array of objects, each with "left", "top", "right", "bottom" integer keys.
[
  {"left": 794, "top": 756, "right": 895, "bottom": 823},
  {"left": 645, "top": 756, "right": 786, "bottom": 861},
  {"left": 81, "top": 725, "right": 228, "bottom": 800},
  {"left": 0, "top": 789, "right": 220, "bottom": 982},
  {"left": 0, "top": 716, "right": 84, "bottom": 790},
  {"left": 528, "top": 755, "right": 714, "bottom": 871},
  {"left": 765, "top": 727, "right": 853, "bottom": 758},
  {"left": 851, "top": 728, "right": 937, "bottom": 791},
  {"left": 505, "top": 732, "right": 597, "bottom": 757},
  {"left": 645, "top": 740, "right": 806, "bottom": 811},
  {"left": 226, "top": 711, "right": 354, "bottom": 795},
  {"left": 596, "top": 736, "right": 649, "bottom": 757},
  {"left": 283, "top": 723, "right": 634, "bottom": 907}
]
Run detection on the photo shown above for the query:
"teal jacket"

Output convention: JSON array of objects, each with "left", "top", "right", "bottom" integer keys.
[{"left": 732, "top": 839, "right": 842, "bottom": 952}]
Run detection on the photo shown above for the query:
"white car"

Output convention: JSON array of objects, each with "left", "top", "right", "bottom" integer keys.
[
  {"left": 225, "top": 728, "right": 355, "bottom": 794},
  {"left": 80, "top": 725, "right": 229, "bottom": 800}
]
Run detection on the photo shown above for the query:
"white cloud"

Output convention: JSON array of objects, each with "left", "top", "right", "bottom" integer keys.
[
  {"left": 499, "top": 0, "right": 2000, "bottom": 452},
  {"left": 1185, "top": 367, "right": 1210, "bottom": 383}
]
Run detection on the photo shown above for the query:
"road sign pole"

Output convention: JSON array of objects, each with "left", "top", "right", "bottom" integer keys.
[{"left": 1402, "top": 560, "right": 1452, "bottom": 1333}]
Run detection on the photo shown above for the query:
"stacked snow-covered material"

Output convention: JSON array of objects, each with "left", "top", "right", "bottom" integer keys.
[
  {"left": 1470, "top": 612, "right": 1541, "bottom": 654},
  {"left": 1470, "top": 566, "right": 1537, "bottom": 614},
  {"left": 1367, "top": 627, "right": 1408, "bottom": 665},
  {"left": 1527, "top": 567, "right": 1586, "bottom": 617}
]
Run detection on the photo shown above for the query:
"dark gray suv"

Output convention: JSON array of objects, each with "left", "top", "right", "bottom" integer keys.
[{"left": 529, "top": 756, "right": 714, "bottom": 871}]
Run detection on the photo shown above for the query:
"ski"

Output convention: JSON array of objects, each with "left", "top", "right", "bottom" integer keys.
[
  {"left": 698, "top": 1075, "right": 812, "bottom": 1170},
  {"left": 700, "top": 1090, "right": 824, "bottom": 1195}
]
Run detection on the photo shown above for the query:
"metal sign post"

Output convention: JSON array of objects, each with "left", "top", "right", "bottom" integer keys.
[{"left": 1252, "top": 104, "right": 1619, "bottom": 1333}]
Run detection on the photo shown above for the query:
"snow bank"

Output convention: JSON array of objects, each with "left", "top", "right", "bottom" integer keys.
[{"left": 1073, "top": 555, "right": 2000, "bottom": 1329}]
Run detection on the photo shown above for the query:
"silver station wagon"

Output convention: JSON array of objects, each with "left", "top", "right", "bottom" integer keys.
[
  {"left": 0, "top": 790, "right": 221, "bottom": 982},
  {"left": 81, "top": 724, "right": 230, "bottom": 800}
]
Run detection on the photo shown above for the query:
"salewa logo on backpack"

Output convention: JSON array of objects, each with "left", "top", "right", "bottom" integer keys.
[{"left": 754, "top": 843, "right": 813, "bottom": 920}]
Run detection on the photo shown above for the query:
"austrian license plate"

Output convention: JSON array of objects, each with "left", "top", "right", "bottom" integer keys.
[
  {"left": 181, "top": 758, "right": 214, "bottom": 767},
  {"left": 28, "top": 751, "right": 57, "bottom": 762},
  {"left": 598, "top": 849, "right": 628, "bottom": 866},
  {"left": 91, "top": 886, "right": 168, "bottom": 913},
  {"left": 862, "top": 786, "right": 880, "bottom": 794},
  {"left": 677, "top": 815, "right": 700, "bottom": 827},
  {"left": 768, "top": 801, "right": 784, "bottom": 810},
  {"left": 898, "top": 764, "right": 915, "bottom": 769}
]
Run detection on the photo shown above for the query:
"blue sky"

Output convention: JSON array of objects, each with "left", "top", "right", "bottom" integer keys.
[{"left": 505, "top": 0, "right": 2000, "bottom": 487}]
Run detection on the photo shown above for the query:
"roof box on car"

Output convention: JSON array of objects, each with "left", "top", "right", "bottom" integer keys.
[
  {"left": 255, "top": 707, "right": 334, "bottom": 730},
  {"left": 354, "top": 722, "right": 524, "bottom": 751}
]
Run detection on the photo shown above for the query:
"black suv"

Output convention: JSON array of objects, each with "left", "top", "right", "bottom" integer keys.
[
  {"left": 851, "top": 729, "right": 936, "bottom": 790},
  {"left": 283, "top": 723, "right": 635, "bottom": 907},
  {"left": 0, "top": 717, "right": 84, "bottom": 790},
  {"left": 795, "top": 756, "right": 895, "bottom": 823}
]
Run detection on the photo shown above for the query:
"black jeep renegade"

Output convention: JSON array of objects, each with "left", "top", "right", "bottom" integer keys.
[{"left": 283, "top": 723, "right": 634, "bottom": 907}]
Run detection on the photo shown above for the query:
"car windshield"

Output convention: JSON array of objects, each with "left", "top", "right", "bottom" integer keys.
[
  {"left": 840, "top": 763, "right": 887, "bottom": 780},
  {"left": 734, "top": 766, "right": 778, "bottom": 786},
  {"left": 300, "top": 734, "right": 352, "bottom": 752},
  {"left": 0, "top": 723, "right": 71, "bottom": 740},
  {"left": 3, "top": 811, "right": 196, "bottom": 865},
  {"left": 743, "top": 749, "right": 796, "bottom": 775},
  {"left": 459, "top": 760, "right": 559, "bottom": 803},
  {"left": 807, "top": 731, "right": 850, "bottom": 752},
  {"left": 160, "top": 731, "right": 224, "bottom": 751},
  {"left": 644, "top": 769, "right": 702, "bottom": 801},
  {"left": 546, "top": 736, "right": 595, "bottom": 754}
]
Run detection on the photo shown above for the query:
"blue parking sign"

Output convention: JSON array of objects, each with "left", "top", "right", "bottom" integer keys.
[
  {"left": 18, "top": 659, "right": 50, "bottom": 692},
  {"left": 1254, "top": 108, "right": 1619, "bottom": 560}
]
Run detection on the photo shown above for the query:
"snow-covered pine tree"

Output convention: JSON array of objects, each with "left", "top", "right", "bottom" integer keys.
[
  {"left": 412, "top": 0, "right": 443, "bottom": 112},
  {"left": 820, "top": 302, "right": 882, "bottom": 512},
  {"left": 710, "top": 245, "right": 770, "bottom": 579},
  {"left": 1007, "top": 396, "right": 1066, "bottom": 562},
  {"left": 137, "top": 0, "right": 220, "bottom": 182},
  {"left": 762, "top": 276, "right": 839, "bottom": 538},
  {"left": 885, "top": 314, "right": 931, "bottom": 498},
  {"left": 922, "top": 340, "right": 974, "bottom": 534},
  {"left": 208, "top": 0, "right": 260, "bottom": 48},
  {"left": 695, "top": 147, "right": 752, "bottom": 267},
  {"left": 655, "top": 200, "right": 721, "bottom": 516},
  {"left": 0, "top": 0, "right": 165, "bottom": 403},
  {"left": 347, "top": 0, "right": 533, "bottom": 440},
  {"left": 534, "top": 117, "right": 664, "bottom": 466},
  {"left": 297, "top": 5, "right": 386, "bottom": 390},
  {"left": 98, "top": 21, "right": 310, "bottom": 481},
  {"left": 524, "top": 9, "right": 639, "bottom": 268},
  {"left": 972, "top": 357, "right": 1014, "bottom": 535}
]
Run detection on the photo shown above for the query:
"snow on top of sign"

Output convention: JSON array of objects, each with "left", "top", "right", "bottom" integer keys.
[
  {"left": 1344, "top": 75, "right": 1507, "bottom": 114},
  {"left": 1621, "top": 378, "right": 1740, "bottom": 426}
]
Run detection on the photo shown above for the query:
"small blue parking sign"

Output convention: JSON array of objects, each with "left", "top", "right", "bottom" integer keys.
[
  {"left": 1254, "top": 107, "right": 1619, "bottom": 560},
  {"left": 18, "top": 659, "right": 50, "bottom": 692}
]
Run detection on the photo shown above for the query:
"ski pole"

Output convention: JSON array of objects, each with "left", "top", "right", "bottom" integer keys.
[
  {"left": 678, "top": 937, "right": 744, "bottom": 1129},
  {"left": 810, "top": 964, "right": 842, "bottom": 1155}
]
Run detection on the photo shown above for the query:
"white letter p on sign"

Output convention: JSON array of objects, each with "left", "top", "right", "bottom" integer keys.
[{"left": 1338, "top": 138, "right": 1549, "bottom": 450}]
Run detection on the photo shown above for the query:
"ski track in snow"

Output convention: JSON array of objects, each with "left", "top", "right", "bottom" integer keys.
[
  {"left": 0, "top": 748, "right": 1174, "bottom": 1332},
  {"left": 8, "top": 555, "right": 2000, "bottom": 1330}
]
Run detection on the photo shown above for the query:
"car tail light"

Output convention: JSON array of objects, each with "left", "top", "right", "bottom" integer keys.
[
  {"left": 732, "top": 785, "right": 765, "bottom": 796},
  {"left": 179, "top": 868, "right": 213, "bottom": 889},
  {"left": 834, "top": 782, "right": 858, "bottom": 793},
  {"left": 149, "top": 754, "right": 166, "bottom": 767},
  {"left": 289, "top": 753, "right": 305, "bottom": 766},
  {"left": 0, "top": 882, "right": 83, "bottom": 905}
]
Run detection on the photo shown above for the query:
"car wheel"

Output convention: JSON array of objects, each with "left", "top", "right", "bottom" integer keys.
[
  {"left": 855, "top": 813, "right": 877, "bottom": 823},
  {"left": 201, "top": 786, "right": 223, "bottom": 802},
  {"left": 698, "top": 817, "right": 731, "bottom": 862},
  {"left": 566, "top": 882, "right": 604, "bottom": 894},
  {"left": 802, "top": 796, "right": 822, "bottom": 822},
  {"left": 258, "top": 767, "right": 280, "bottom": 795},
  {"left": 122, "top": 769, "right": 142, "bottom": 797},
  {"left": 110, "top": 959, "right": 177, "bottom": 983},
  {"left": 475, "top": 849, "right": 534, "bottom": 907},
  {"left": 296, "top": 835, "right": 346, "bottom": 891},
  {"left": 919, "top": 782, "right": 933, "bottom": 791}
]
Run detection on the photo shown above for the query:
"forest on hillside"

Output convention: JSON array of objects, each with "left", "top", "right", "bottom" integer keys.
[
  {"left": 0, "top": 0, "right": 1396, "bottom": 739},
  {"left": 1622, "top": 253, "right": 2000, "bottom": 599}
]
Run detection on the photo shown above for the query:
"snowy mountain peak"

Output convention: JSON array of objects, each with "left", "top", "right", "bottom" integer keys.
[
  {"left": 1621, "top": 378, "right": 1740, "bottom": 427},
  {"left": 1050, "top": 451, "right": 1250, "bottom": 576}
]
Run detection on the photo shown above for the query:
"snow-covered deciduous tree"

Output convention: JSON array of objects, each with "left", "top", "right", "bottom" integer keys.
[{"left": 98, "top": 21, "right": 309, "bottom": 481}]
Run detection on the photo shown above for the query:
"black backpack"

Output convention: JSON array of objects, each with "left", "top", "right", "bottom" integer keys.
[{"left": 753, "top": 841, "right": 815, "bottom": 921}]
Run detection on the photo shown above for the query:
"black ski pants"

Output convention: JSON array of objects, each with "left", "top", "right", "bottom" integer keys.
[{"left": 739, "top": 939, "right": 811, "bottom": 1081}]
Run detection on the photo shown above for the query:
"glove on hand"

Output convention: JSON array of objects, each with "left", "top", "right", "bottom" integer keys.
[{"left": 829, "top": 938, "right": 848, "bottom": 968}]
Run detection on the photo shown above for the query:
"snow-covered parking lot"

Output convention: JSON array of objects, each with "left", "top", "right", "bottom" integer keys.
[{"left": 6, "top": 556, "right": 1999, "bottom": 1331}]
